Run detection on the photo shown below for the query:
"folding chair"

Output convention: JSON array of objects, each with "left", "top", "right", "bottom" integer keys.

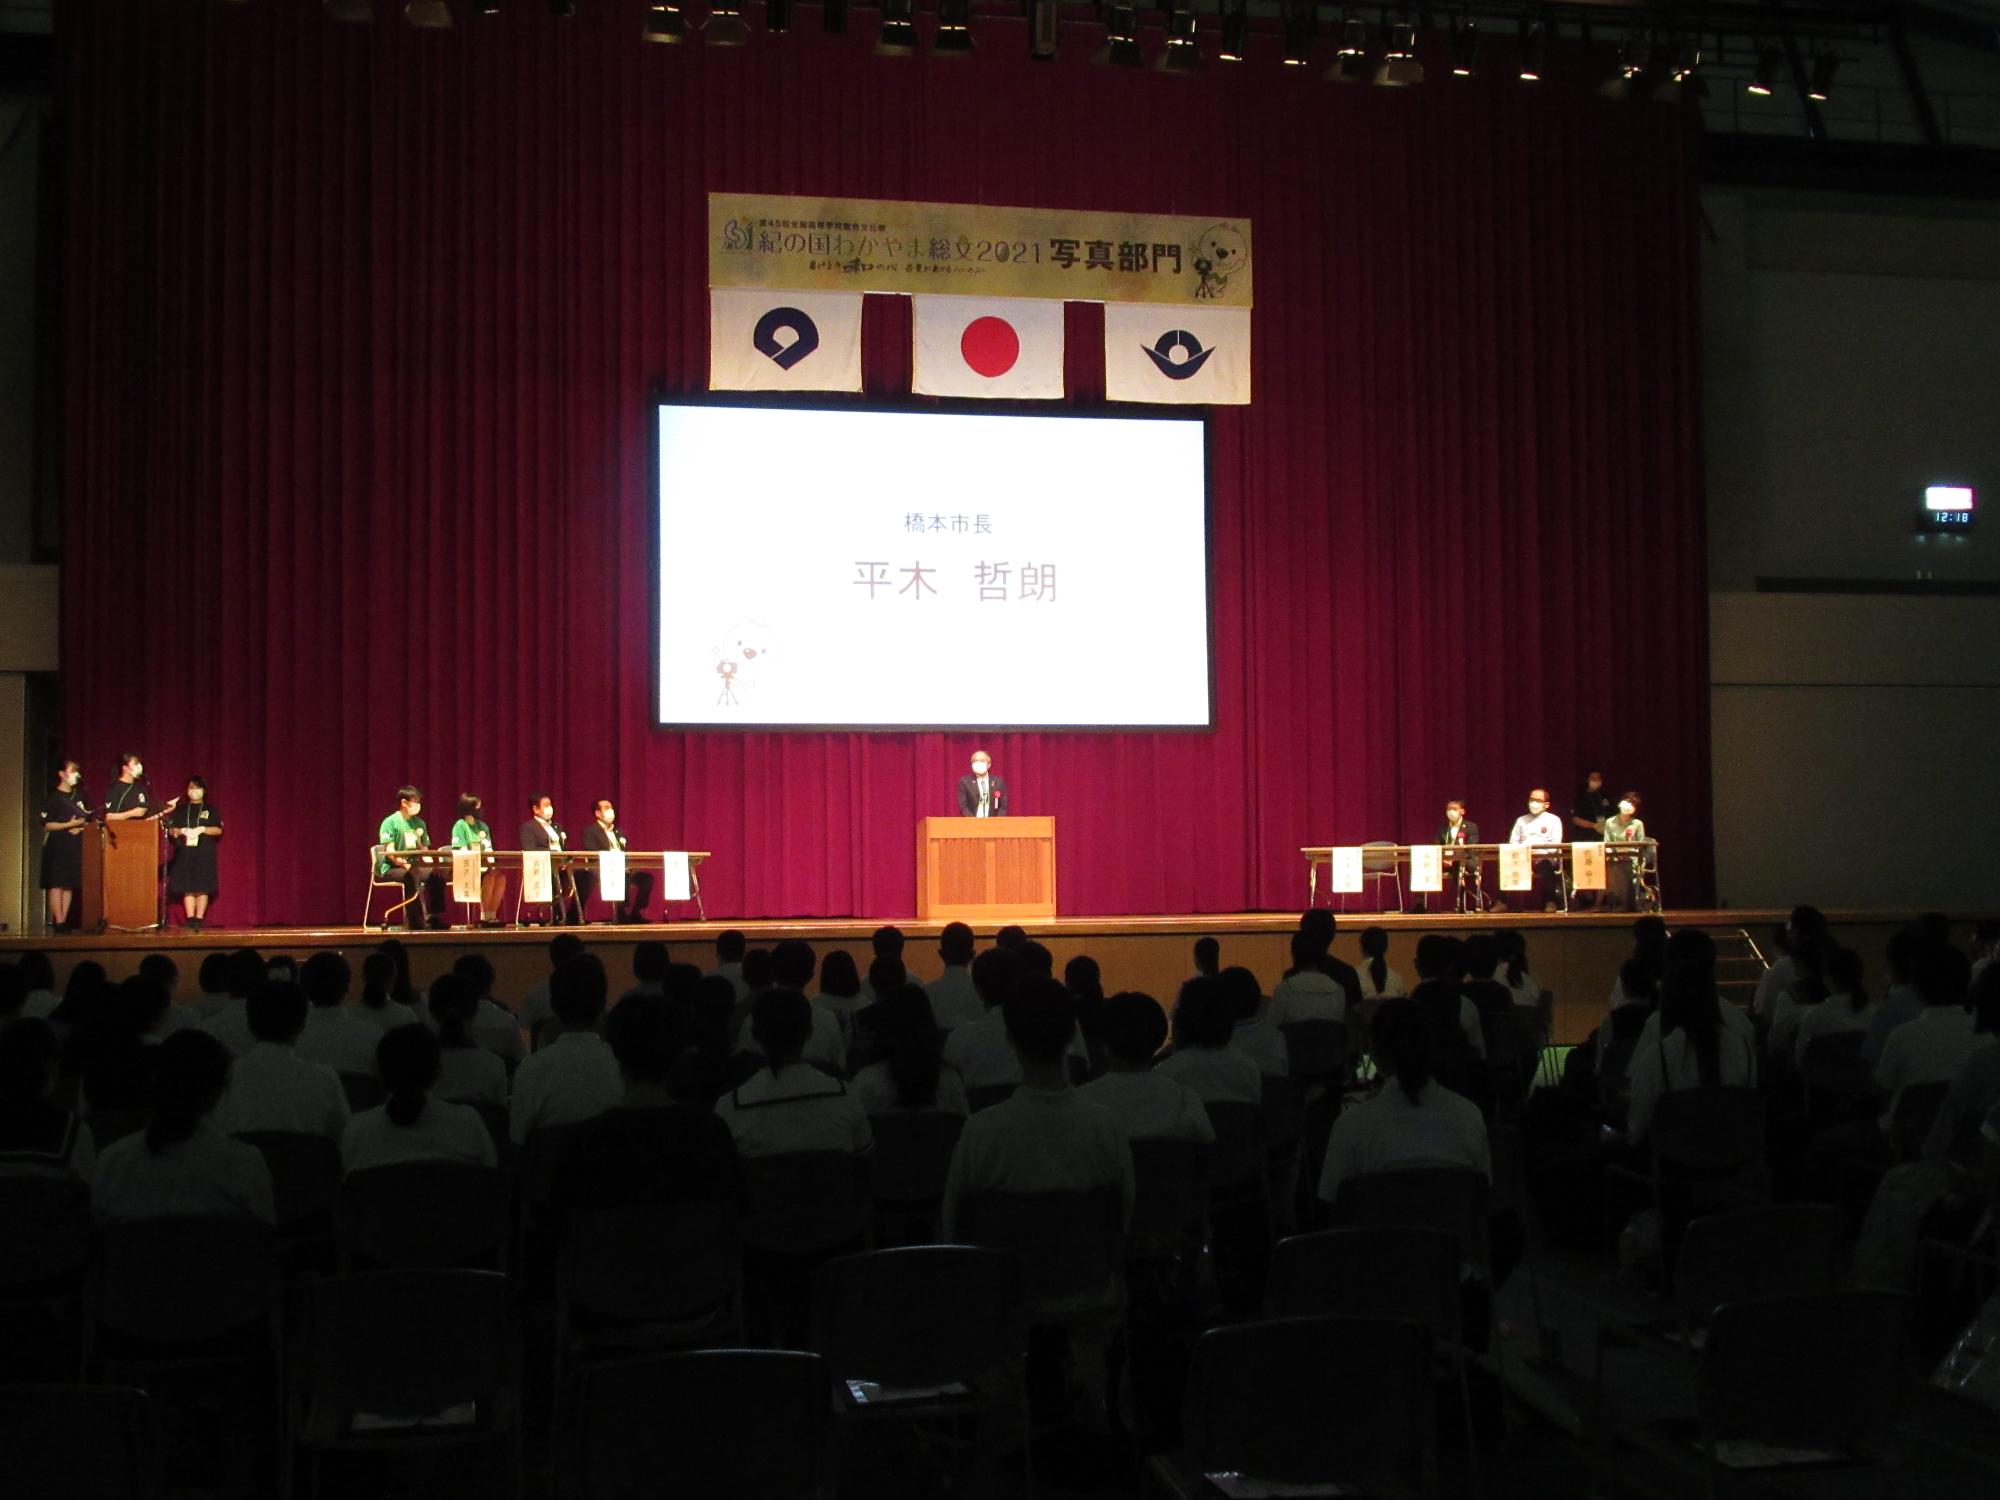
[
  {"left": 289, "top": 1269, "right": 521, "bottom": 1500},
  {"left": 817, "top": 1246, "right": 1030, "bottom": 1496},
  {"left": 954, "top": 1185, "right": 1125, "bottom": 1323},
  {"left": 341, "top": 1162, "right": 510, "bottom": 1271},
  {"left": 1356, "top": 841, "right": 1405, "bottom": 913},
  {"left": 1799, "top": 1030, "right": 1875, "bottom": 1128},
  {"left": 866, "top": 1111, "right": 965, "bottom": 1244},
  {"left": 234, "top": 1130, "right": 343, "bottom": 1238},
  {"left": 1331, "top": 1166, "right": 1493, "bottom": 1281},
  {"left": 1603, "top": 1086, "right": 1768, "bottom": 1253},
  {"left": 0, "top": 1385, "right": 163, "bottom": 1500},
  {"left": 0, "top": 1175, "right": 93, "bottom": 1377},
  {"left": 1145, "top": 1315, "right": 1435, "bottom": 1499},
  {"left": 1128, "top": 1136, "right": 1212, "bottom": 1262},
  {"left": 361, "top": 844, "right": 419, "bottom": 931},
  {"left": 742, "top": 1149, "right": 871, "bottom": 1256},
  {"left": 556, "top": 1349, "right": 834, "bottom": 1500},
  {"left": 554, "top": 1201, "right": 742, "bottom": 1397}
]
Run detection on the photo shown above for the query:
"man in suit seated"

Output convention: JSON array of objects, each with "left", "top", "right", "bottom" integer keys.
[
  {"left": 575, "top": 798, "right": 654, "bottom": 924},
  {"left": 1434, "top": 798, "right": 1485, "bottom": 913},
  {"left": 518, "top": 794, "right": 579, "bottom": 926},
  {"left": 956, "top": 749, "right": 1007, "bottom": 818}
]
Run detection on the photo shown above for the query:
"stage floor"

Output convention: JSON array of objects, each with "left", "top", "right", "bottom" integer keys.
[{"left": 0, "top": 906, "right": 1871, "bottom": 1048}]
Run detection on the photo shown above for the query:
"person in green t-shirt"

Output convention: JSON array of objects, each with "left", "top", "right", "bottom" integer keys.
[
  {"left": 451, "top": 792, "right": 507, "bottom": 928},
  {"left": 375, "top": 785, "right": 444, "bottom": 931}
]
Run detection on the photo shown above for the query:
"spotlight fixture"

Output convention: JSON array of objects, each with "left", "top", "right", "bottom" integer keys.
[
  {"left": 877, "top": 0, "right": 916, "bottom": 53},
  {"left": 1652, "top": 37, "right": 1702, "bottom": 100},
  {"left": 1029, "top": 0, "right": 1059, "bottom": 60},
  {"left": 768, "top": 0, "right": 792, "bottom": 32},
  {"left": 708, "top": 0, "right": 751, "bottom": 44},
  {"left": 1747, "top": 45, "right": 1782, "bottom": 96},
  {"left": 1158, "top": 5, "right": 1201, "bottom": 72},
  {"left": 475, "top": 0, "right": 500, "bottom": 14},
  {"left": 935, "top": 0, "right": 973, "bottom": 54},
  {"left": 643, "top": 2, "right": 688, "bottom": 40},
  {"left": 1450, "top": 17, "right": 1480, "bottom": 77},
  {"left": 824, "top": 0, "right": 849, "bottom": 35},
  {"left": 1281, "top": 4, "right": 1314, "bottom": 66},
  {"left": 1598, "top": 33, "right": 1648, "bottom": 96},
  {"left": 1667, "top": 38, "right": 1699, "bottom": 83},
  {"left": 1218, "top": 0, "right": 1248, "bottom": 62},
  {"left": 1331, "top": 15, "right": 1369, "bottom": 81},
  {"left": 1517, "top": 17, "right": 1548, "bottom": 82},
  {"left": 324, "top": 0, "right": 373, "bottom": 20},
  {"left": 1097, "top": 4, "right": 1142, "bottom": 67},
  {"left": 1807, "top": 53, "right": 1837, "bottom": 101},
  {"left": 405, "top": 0, "right": 453, "bottom": 23},
  {"left": 1375, "top": 20, "right": 1423, "bottom": 86}
]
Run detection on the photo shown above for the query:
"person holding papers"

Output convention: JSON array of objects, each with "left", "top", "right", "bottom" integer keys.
[
  {"left": 164, "top": 776, "right": 223, "bottom": 931},
  {"left": 518, "top": 794, "right": 578, "bottom": 926},
  {"left": 376, "top": 785, "right": 445, "bottom": 931},
  {"left": 450, "top": 793, "right": 507, "bottom": 929},
  {"left": 955, "top": 749, "right": 1007, "bottom": 818},
  {"left": 1509, "top": 787, "right": 1567, "bottom": 912},
  {"left": 577, "top": 798, "right": 654, "bottom": 924}
]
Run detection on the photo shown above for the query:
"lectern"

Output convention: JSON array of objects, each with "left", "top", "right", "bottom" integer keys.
[
  {"left": 80, "top": 821, "right": 162, "bottom": 932},
  {"left": 916, "top": 816, "right": 1057, "bottom": 924}
]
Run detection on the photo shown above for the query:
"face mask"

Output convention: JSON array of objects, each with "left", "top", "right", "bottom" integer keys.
[
  {"left": 129, "top": 763, "right": 143, "bottom": 779},
  {"left": 1618, "top": 801, "right": 1634, "bottom": 817},
  {"left": 972, "top": 764, "right": 989, "bottom": 777},
  {"left": 1446, "top": 811, "right": 1461, "bottom": 823},
  {"left": 62, "top": 772, "right": 78, "bottom": 789},
  {"left": 408, "top": 805, "right": 421, "bottom": 819},
  {"left": 189, "top": 789, "right": 205, "bottom": 803},
  {"left": 1528, "top": 801, "right": 1546, "bottom": 815},
  {"left": 601, "top": 809, "right": 616, "bottom": 824}
]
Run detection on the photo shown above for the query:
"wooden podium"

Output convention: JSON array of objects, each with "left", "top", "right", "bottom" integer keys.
[
  {"left": 916, "top": 816, "right": 1057, "bottom": 924},
  {"left": 80, "top": 821, "right": 163, "bottom": 932}
]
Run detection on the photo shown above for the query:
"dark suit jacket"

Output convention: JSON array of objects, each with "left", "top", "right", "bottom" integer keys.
[
  {"left": 581, "top": 822, "right": 629, "bottom": 853},
  {"left": 1434, "top": 820, "right": 1480, "bottom": 847},
  {"left": 956, "top": 774, "right": 1008, "bottom": 817},
  {"left": 519, "top": 817, "right": 566, "bottom": 852}
]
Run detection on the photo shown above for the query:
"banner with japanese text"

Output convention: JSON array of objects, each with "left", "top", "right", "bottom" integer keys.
[{"left": 710, "top": 192, "right": 1252, "bottom": 309}]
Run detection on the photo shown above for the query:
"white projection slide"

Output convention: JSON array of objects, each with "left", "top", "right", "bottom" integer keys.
[{"left": 656, "top": 402, "right": 1210, "bottom": 730}]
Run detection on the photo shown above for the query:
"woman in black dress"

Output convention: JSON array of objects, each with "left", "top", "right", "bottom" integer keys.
[
  {"left": 165, "top": 776, "right": 223, "bottom": 931},
  {"left": 39, "top": 760, "right": 90, "bottom": 932}
]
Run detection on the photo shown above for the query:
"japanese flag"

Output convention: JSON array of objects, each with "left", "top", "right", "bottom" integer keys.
[
  {"left": 709, "top": 288, "right": 863, "bottom": 393},
  {"left": 1104, "top": 302, "right": 1251, "bottom": 406},
  {"left": 912, "top": 295, "right": 1065, "bottom": 400}
]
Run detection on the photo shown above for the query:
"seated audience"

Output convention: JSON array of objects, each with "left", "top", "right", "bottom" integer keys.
[
  {"left": 707, "top": 928, "right": 750, "bottom": 999},
  {"left": 18, "top": 950, "right": 60, "bottom": 1020},
  {"left": 211, "top": 981, "right": 350, "bottom": 1140},
  {"left": 1862, "top": 929, "right": 1927, "bottom": 1066},
  {"left": 1411, "top": 933, "right": 1486, "bottom": 1060},
  {"left": 1753, "top": 904, "right": 1826, "bottom": 1023},
  {"left": 673, "top": 974, "right": 743, "bottom": 1111},
  {"left": 348, "top": 950, "right": 420, "bottom": 1032},
  {"left": 135, "top": 953, "right": 190, "bottom": 1035},
  {"left": 1297, "top": 909, "right": 1365, "bottom": 1012},
  {"left": 1266, "top": 930, "right": 1345, "bottom": 1028},
  {"left": 620, "top": 941, "right": 670, "bottom": 1005},
  {"left": 851, "top": 984, "right": 969, "bottom": 1117},
  {"left": 814, "top": 949, "right": 868, "bottom": 1038},
  {"left": 92, "top": 1030, "right": 274, "bottom": 1224},
  {"left": 1079, "top": 992, "right": 1213, "bottom": 1143},
  {"left": 1876, "top": 944, "right": 1979, "bottom": 1127},
  {"left": 1318, "top": 999, "right": 1489, "bottom": 1206},
  {"left": 1357, "top": 925, "right": 1405, "bottom": 1001},
  {"left": 428, "top": 972, "right": 510, "bottom": 1107},
  {"left": 714, "top": 989, "right": 872, "bottom": 1159},
  {"left": 341, "top": 1023, "right": 497, "bottom": 1174},
  {"left": 1793, "top": 946, "right": 1877, "bottom": 1066},
  {"left": 294, "top": 952, "right": 381, "bottom": 1077},
  {"left": 861, "top": 924, "right": 909, "bottom": 1000},
  {"left": 0, "top": 1017, "right": 96, "bottom": 1180},
  {"left": 1221, "top": 965, "right": 1287, "bottom": 1078},
  {"left": 197, "top": 949, "right": 266, "bottom": 1058},
  {"left": 736, "top": 941, "right": 845, "bottom": 1072},
  {"left": 450, "top": 952, "right": 526, "bottom": 1064},
  {"left": 1767, "top": 934, "right": 1833, "bottom": 1065},
  {"left": 519, "top": 932, "right": 586, "bottom": 1044},
  {"left": 1157, "top": 976, "right": 1263, "bottom": 1105},
  {"left": 1192, "top": 935, "right": 1221, "bottom": 980},
  {"left": 1628, "top": 930, "right": 1757, "bottom": 1083},
  {"left": 943, "top": 946, "right": 1031, "bottom": 1092},
  {"left": 1624, "top": 958, "right": 1757, "bottom": 1143},
  {"left": 509, "top": 953, "right": 622, "bottom": 1144},
  {"left": 1497, "top": 929, "right": 1541, "bottom": 1009},
  {"left": 924, "top": 922, "right": 982, "bottom": 1029},
  {"left": 1921, "top": 964, "right": 2000, "bottom": 1164},
  {"left": 1066, "top": 954, "right": 1108, "bottom": 1067}
]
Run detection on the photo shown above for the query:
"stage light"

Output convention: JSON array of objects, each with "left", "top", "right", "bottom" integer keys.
[
  {"left": 1158, "top": 5, "right": 1201, "bottom": 72},
  {"left": 708, "top": 0, "right": 751, "bottom": 44},
  {"left": 1808, "top": 53, "right": 1838, "bottom": 101},
  {"left": 1218, "top": 0, "right": 1248, "bottom": 62},
  {"left": 1450, "top": 18, "right": 1480, "bottom": 77},
  {"left": 1330, "top": 15, "right": 1369, "bottom": 82},
  {"left": 405, "top": 0, "right": 453, "bottom": 23},
  {"left": 1096, "top": 4, "right": 1142, "bottom": 67},
  {"left": 475, "top": 0, "right": 499, "bottom": 13},
  {"left": 767, "top": 0, "right": 793, "bottom": 32},
  {"left": 643, "top": 2, "right": 688, "bottom": 40},
  {"left": 1029, "top": 0, "right": 1059, "bottom": 60},
  {"left": 1517, "top": 17, "right": 1548, "bottom": 82},
  {"left": 876, "top": 0, "right": 916, "bottom": 52},
  {"left": 1747, "top": 46, "right": 1782, "bottom": 96},
  {"left": 824, "top": 0, "right": 849, "bottom": 34},
  {"left": 935, "top": 0, "right": 974, "bottom": 54},
  {"left": 1598, "top": 33, "right": 1648, "bottom": 97},
  {"left": 324, "top": 0, "right": 373, "bottom": 20},
  {"left": 1375, "top": 20, "right": 1422, "bottom": 86},
  {"left": 1281, "top": 4, "right": 1314, "bottom": 66}
]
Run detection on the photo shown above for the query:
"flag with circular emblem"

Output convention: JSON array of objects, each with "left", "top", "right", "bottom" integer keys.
[
  {"left": 912, "top": 295, "right": 1065, "bottom": 400},
  {"left": 1104, "top": 302, "right": 1251, "bottom": 405}
]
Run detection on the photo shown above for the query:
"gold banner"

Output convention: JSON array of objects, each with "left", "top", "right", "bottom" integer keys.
[{"left": 709, "top": 192, "right": 1253, "bottom": 308}]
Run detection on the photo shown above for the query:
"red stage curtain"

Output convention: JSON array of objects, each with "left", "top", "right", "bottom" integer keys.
[{"left": 54, "top": 3, "right": 1711, "bottom": 925}]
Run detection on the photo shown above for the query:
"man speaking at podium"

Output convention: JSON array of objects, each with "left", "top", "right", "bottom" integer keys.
[{"left": 956, "top": 750, "right": 1008, "bottom": 818}]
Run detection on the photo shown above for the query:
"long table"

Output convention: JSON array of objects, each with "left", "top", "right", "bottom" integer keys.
[
  {"left": 1297, "top": 840, "right": 1660, "bottom": 912},
  {"left": 376, "top": 848, "right": 712, "bottom": 923}
]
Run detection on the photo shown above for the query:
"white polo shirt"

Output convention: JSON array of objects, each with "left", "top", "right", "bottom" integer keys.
[
  {"left": 1230, "top": 1018, "right": 1290, "bottom": 1078},
  {"left": 1266, "top": 969, "right": 1345, "bottom": 1029},
  {"left": 1078, "top": 1070, "right": 1215, "bottom": 1143},
  {"left": 199, "top": 999, "right": 257, "bottom": 1059},
  {"left": 1876, "top": 1007, "right": 1981, "bottom": 1117},
  {"left": 509, "top": 1030, "right": 623, "bottom": 1144},
  {"left": 435, "top": 1044, "right": 510, "bottom": 1107},
  {"left": 735, "top": 1007, "right": 847, "bottom": 1073},
  {"left": 941, "top": 1084, "right": 1134, "bottom": 1237},
  {"left": 211, "top": 1042, "right": 350, "bottom": 1141},
  {"left": 93, "top": 1121, "right": 275, "bottom": 1225},
  {"left": 1317, "top": 1079, "right": 1490, "bottom": 1206},
  {"left": 295, "top": 1006, "right": 385, "bottom": 1077},
  {"left": 342, "top": 1097, "right": 498, "bottom": 1175},
  {"left": 714, "top": 1063, "right": 872, "bottom": 1159},
  {"left": 852, "top": 1061, "right": 970, "bottom": 1117},
  {"left": 925, "top": 967, "right": 984, "bottom": 1029},
  {"left": 1155, "top": 1044, "right": 1264, "bottom": 1107}
]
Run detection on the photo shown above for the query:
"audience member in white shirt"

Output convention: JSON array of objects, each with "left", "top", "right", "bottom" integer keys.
[
  {"left": 707, "top": 930, "right": 750, "bottom": 1001},
  {"left": 1767, "top": 935, "right": 1834, "bottom": 1066},
  {"left": 348, "top": 950, "right": 421, "bottom": 1033},
  {"left": 1754, "top": 907, "right": 1827, "bottom": 1021},
  {"left": 1079, "top": 992, "right": 1213, "bottom": 1144},
  {"left": 925, "top": 923, "right": 984, "bottom": 1030},
  {"left": 1876, "top": 952, "right": 1981, "bottom": 1127},
  {"left": 1220, "top": 966, "right": 1287, "bottom": 1078},
  {"left": 518, "top": 932, "right": 586, "bottom": 1049},
  {"left": 1191, "top": 935, "right": 1222, "bottom": 984},
  {"left": 448, "top": 953, "right": 526, "bottom": 1066},
  {"left": 850, "top": 986, "right": 971, "bottom": 1118},
  {"left": 715, "top": 989, "right": 873, "bottom": 1159},
  {"left": 212, "top": 982, "right": 351, "bottom": 1141},
  {"left": 1496, "top": 929, "right": 1543, "bottom": 1010},
  {"left": 944, "top": 947, "right": 1030, "bottom": 1093},
  {"left": 342, "top": 1022, "right": 498, "bottom": 1175},
  {"left": 198, "top": 948, "right": 271, "bottom": 1059},
  {"left": 737, "top": 941, "right": 847, "bottom": 1073},
  {"left": 1317, "top": 997, "right": 1490, "bottom": 1208},
  {"left": 1793, "top": 946, "right": 1879, "bottom": 1067},
  {"left": 1623, "top": 971, "right": 1758, "bottom": 1143},
  {"left": 813, "top": 949, "right": 869, "bottom": 1042},
  {"left": 293, "top": 952, "right": 383, "bottom": 1078},
  {"left": 1626, "top": 930, "right": 1757, "bottom": 1090},
  {"left": 1158, "top": 977, "right": 1264, "bottom": 1106},
  {"left": 1863, "top": 931, "right": 1930, "bottom": 1066},
  {"left": 93, "top": 1030, "right": 274, "bottom": 1225},
  {"left": 1267, "top": 931, "right": 1347, "bottom": 1029},
  {"left": 1357, "top": 926, "right": 1406, "bottom": 1003},
  {"left": 509, "top": 953, "right": 623, "bottom": 1144},
  {"left": 1605, "top": 918, "right": 1670, "bottom": 1012},
  {"left": 428, "top": 972, "right": 511, "bottom": 1108},
  {"left": 17, "top": 950, "right": 61, "bottom": 1022}
]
